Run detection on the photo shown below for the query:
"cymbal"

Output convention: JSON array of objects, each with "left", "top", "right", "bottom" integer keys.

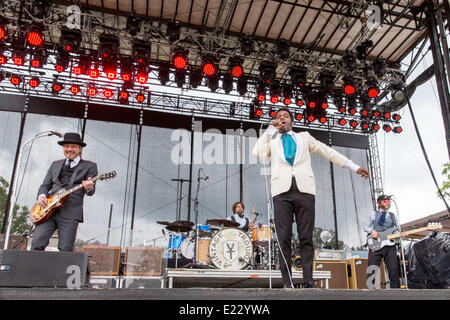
[
  {"left": 172, "top": 220, "right": 194, "bottom": 227},
  {"left": 165, "top": 224, "right": 192, "bottom": 233},
  {"left": 156, "top": 221, "right": 172, "bottom": 226},
  {"left": 206, "top": 219, "right": 240, "bottom": 228}
]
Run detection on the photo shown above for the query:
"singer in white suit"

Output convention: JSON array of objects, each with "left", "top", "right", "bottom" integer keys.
[{"left": 252, "top": 107, "right": 369, "bottom": 288}]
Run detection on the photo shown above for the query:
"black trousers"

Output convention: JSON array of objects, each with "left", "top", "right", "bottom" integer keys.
[
  {"left": 367, "top": 245, "right": 400, "bottom": 288},
  {"left": 273, "top": 178, "right": 315, "bottom": 286}
]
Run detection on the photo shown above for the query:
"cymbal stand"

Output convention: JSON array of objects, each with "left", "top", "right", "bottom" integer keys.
[{"left": 193, "top": 168, "right": 207, "bottom": 267}]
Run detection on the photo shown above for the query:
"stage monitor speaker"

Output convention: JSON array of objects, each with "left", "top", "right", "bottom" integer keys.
[
  {"left": 80, "top": 245, "right": 121, "bottom": 275},
  {"left": 124, "top": 247, "right": 163, "bottom": 276},
  {"left": 314, "top": 261, "right": 349, "bottom": 289},
  {"left": 0, "top": 249, "right": 89, "bottom": 288},
  {"left": 347, "top": 258, "right": 387, "bottom": 289},
  {"left": 0, "top": 234, "right": 28, "bottom": 250}
]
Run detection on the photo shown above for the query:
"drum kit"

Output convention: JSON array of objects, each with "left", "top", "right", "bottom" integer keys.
[{"left": 157, "top": 218, "right": 279, "bottom": 271}]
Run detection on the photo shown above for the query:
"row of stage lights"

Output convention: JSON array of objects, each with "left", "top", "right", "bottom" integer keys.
[{"left": 0, "top": 16, "right": 402, "bottom": 133}]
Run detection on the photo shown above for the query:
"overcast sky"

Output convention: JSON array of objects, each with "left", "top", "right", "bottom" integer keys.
[{"left": 376, "top": 50, "right": 448, "bottom": 224}]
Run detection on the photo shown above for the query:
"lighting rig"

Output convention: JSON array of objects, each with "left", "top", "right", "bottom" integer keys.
[{"left": 0, "top": 1, "right": 406, "bottom": 134}]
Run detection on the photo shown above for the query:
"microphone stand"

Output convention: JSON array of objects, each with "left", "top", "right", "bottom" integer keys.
[
  {"left": 3, "top": 131, "right": 60, "bottom": 250},
  {"left": 193, "top": 168, "right": 204, "bottom": 267},
  {"left": 390, "top": 197, "right": 408, "bottom": 289}
]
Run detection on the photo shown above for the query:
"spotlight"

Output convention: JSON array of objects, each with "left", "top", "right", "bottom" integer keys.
[
  {"left": 98, "top": 35, "right": 119, "bottom": 60},
  {"left": 237, "top": 76, "right": 248, "bottom": 96},
  {"left": 348, "top": 107, "right": 357, "bottom": 115},
  {"left": 0, "top": 50, "right": 6, "bottom": 64},
  {"left": 383, "top": 111, "right": 391, "bottom": 120},
  {"left": 31, "top": 51, "right": 46, "bottom": 68},
  {"left": 338, "top": 106, "right": 346, "bottom": 113},
  {"left": 361, "top": 121, "right": 370, "bottom": 131},
  {"left": 360, "top": 109, "right": 369, "bottom": 117},
  {"left": 202, "top": 57, "right": 217, "bottom": 77},
  {"left": 13, "top": 52, "right": 25, "bottom": 66},
  {"left": 296, "top": 98, "right": 304, "bottom": 107},
  {"left": 126, "top": 13, "right": 141, "bottom": 36},
  {"left": 136, "top": 92, "right": 146, "bottom": 103},
  {"left": 87, "top": 85, "right": 98, "bottom": 96},
  {"left": 319, "top": 72, "right": 335, "bottom": 94},
  {"left": 383, "top": 124, "right": 392, "bottom": 132},
  {"left": 0, "top": 17, "right": 8, "bottom": 41},
  {"left": 55, "top": 52, "right": 69, "bottom": 72},
  {"left": 175, "top": 70, "right": 186, "bottom": 88},
  {"left": 269, "top": 108, "right": 277, "bottom": 118},
  {"left": 392, "top": 114, "right": 401, "bottom": 122},
  {"left": 190, "top": 68, "right": 203, "bottom": 88},
  {"left": 26, "top": 24, "right": 45, "bottom": 47},
  {"left": 103, "top": 59, "right": 117, "bottom": 80},
  {"left": 371, "top": 109, "right": 381, "bottom": 118},
  {"left": 222, "top": 73, "right": 233, "bottom": 94},
  {"left": 207, "top": 75, "right": 219, "bottom": 92},
  {"left": 259, "top": 61, "right": 277, "bottom": 85},
  {"left": 342, "top": 51, "right": 357, "bottom": 71},
  {"left": 307, "top": 114, "right": 316, "bottom": 123},
  {"left": 132, "top": 40, "right": 151, "bottom": 66},
  {"left": 255, "top": 107, "right": 264, "bottom": 118},
  {"left": 52, "top": 82, "right": 63, "bottom": 94},
  {"left": 270, "top": 81, "right": 280, "bottom": 104},
  {"left": 89, "top": 66, "right": 100, "bottom": 78},
  {"left": 167, "top": 19, "right": 181, "bottom": 42},
  {"left": 120, "top": 57, "right": 133, "bottom": 82},
  {"left": 276, "top": 38, "right": 290, "bottom": 59},
  {"left": 321, "top": 101, "right": 329, "bottom": 110},
  {"left": 282, "top": 86, "right": 293, "bottom": 105},
  {"left": 229, "top": 56, "right": 243, "bottom": 78},
  {"left": 319, "top": 115, "right": 328, "bottom": 124},
  {"left": 343, "top": 80, "right": 356, "bottom": 95},
  {"left": 366, "top": 78, "right": 379, "bottom": 98},
  {"left": 240, "top": 34, "right": 254, "bottom": 56},
  {"left": 10, "top": 75, "right": 22, "bottom": 86},
  {"left": 391, "top": 84, "right": 405, "bottom": 102},
  {"left": 59, "top": 28, "right": 82, "bottom": 53},
  {"left": 172, "top": 47, "right": 188, "bottom": 70},
  {"left": 393, "top": 126, "right": 403, "bottom": 133},
  {"left": 118, "top": 88, "right": 129, "bottom": 104},
  {"left": 159, "top": 63, "right": 170, "bottom": 85},
  {"left": 355, "top": 40, "right": 373, "bottom": 60},
  {"left": 136, "top": 66, "right": 148, "bottom": 84},
  {"left": 291, "top": 66, "right": 307, "bottom": 88},
  {"left": 338, "top": 118, "right": 347, "bottom": 126},
  {"left": 372, "top": 57, "right": 387, "bottom": 77},
  {"left": 103, "top": 89, "right": 114, "bottom": 98},
  {"left": 371, "top": 123, "right": 380, "bottom": 132},
  {"left": 29, "top": 77, "right": 40, "bottom": 88},
  {"left": 350, "top": 120, "right": 358, "bottom": 128},
  {"left": 295, "top": 113, "right": 303, "bottom": 121},
  {"left": 70, "top": 85, "right": 80, "bottom": 95}
]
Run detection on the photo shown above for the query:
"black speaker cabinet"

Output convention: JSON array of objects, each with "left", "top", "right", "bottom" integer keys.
[
  {"left": 0, "top": 249, "right": 89, "bottom": 288},
  {"left": 314, "top": 261, "right": 349, "bottom": 289}
]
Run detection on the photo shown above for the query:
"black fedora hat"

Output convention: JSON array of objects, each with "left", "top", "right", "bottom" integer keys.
[{"left": 57, "top": 132, "right": 86, "bottom": 147}]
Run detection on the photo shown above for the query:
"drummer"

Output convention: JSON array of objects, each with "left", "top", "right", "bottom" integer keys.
[{"left": 227, "top": 201, "right": 254, "bottom": 232}]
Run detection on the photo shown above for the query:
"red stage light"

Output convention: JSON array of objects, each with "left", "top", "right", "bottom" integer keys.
[
  {"left": 87, "top": 87, "right": 97, "bottom": 96},
  {"left": 283, "top": 97, "right": 291, "bottom": 105},
  {"left": 321, "top": 102, "right": 328, "bottom": 109},
  {"left": 295, "top": 113, "right": 303, "bottom": 121},
  {"left": 27, "top": 30, "right": 44, "bottom": 47},
  {"left": 173, "top": 54, "right": 187, "bottom": 70},
  {"left": 344, "top": 83, "right": 356, "bottom": 95},
  {"left": 368, "top": 86, "right": 379, "bottom": 98},
  {"left": 372, "top": 123, "right": 380, "bottom": 132},
  {"left": 52, "top": 83, "right": 62, "bottom": 93},
  {"left": 136, "top": 73, "right": 148, "bottom": 84},
  {"left": 350, "top": 120, "right": 358, "bottom": 128},
  {"left": 361, "top": 122, "right": 370, "bottom": 130},
  {"left": 383, "top": 112, "right": 391, "bottom": 119},
  {"left": 13, "top": 55, "right": 24, "bottom": 66},
  {"left": 103, "top": 89, "right": 113, "bottom": 98},
  {"left": 122, "top": 73, "right": 131, "bottom": 82},
  {"left": 372, "top": 110, "right": 381, "bottom": 118},
  {"left": 31, "top": 59, "right": 41, "bottom": 68},
  {"left": 309, "top": 101, "right": 316, "bottom": 109},
  {"left": 383, "top": 124, "right": 392, "bottom": 132},
  {"left": 0, "top": 25, "right": 6, "bottom": 41},
  {"left": 89, "top": 68, "right": 99, "bottom": 78},
  {"left": 338, "top": 118, "right": 347, "bottom": 126},
  {"left": 393, "top": 126, "right": 402, "bottom": 133},
  {"left": 348, "top": 107, "right": 357, "bottom": 115},
  {"left": 0, "top": 55, "right": 6, "bottom": 64},
  {"left": 120, "top": 90, "right": 129, "bottom": 99},
  {"left": 231, "top": 65, "right": 243, "bottom": 78},
  {"left": 270, "top": 96, "right": 278, "bottom": 104},
  {"left": 65, "top": 45, "right": 72, "bottom": 52},
  {"left": 29, "top": 77, "right": 40, "bottom": 88},
  {"left": 73, "top": 66, "right": 82, "bottom": 75},
  {"left": 269, "top": 109, "right": 277, "bottom": 118},
  {"left": 257, "top": 93, "right": 265, "bottom": 102},
  {"left": 360, "top": 109, "right": 369, "bottom": 117},
  {"left": 106, "top": 71, "right": 116, "bottom": 80},
  {"left": 10, "top": 75, "right": 21, "bottom": 86},
  {"left": 202, "top": 62, "right": 216, "bottom": 76},
  {"left": 319, "top": 116, "right": 327, "bottom": 124},
  {"left": 70, "top": 85, "right": 80, "bottom": 94},
  {"left": 392, "top": 114, "right": 401, "bottom": 121},
  {"left": 296, "top": 99, "right": 304, "bottom": 107},
  {"left": 55, "top": 65, "right": 65, "bottom": 73},
  {"left": 136, "top": 93, "right": 146, "bottom": 103},
  {"left": 255, "top": 108, "right": 263, "bottom": 117},
  {"left": 307, "top": 115, "right": 315, "bottom": 123},
  {"left": 338, "top": 106, "right": 346, "bottom": 113}
]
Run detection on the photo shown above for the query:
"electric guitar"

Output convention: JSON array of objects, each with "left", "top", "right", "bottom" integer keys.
[
  {"left": 29, "top": 171, "right": 117, "bottom": 225},
  {"left": 367, "top": 222, "right": 442, "bottom": 251}
]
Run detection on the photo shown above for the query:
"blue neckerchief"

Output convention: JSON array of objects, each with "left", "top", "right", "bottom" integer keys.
[{"left": 282, "top": 133, "right": 296, "bottom": 166}]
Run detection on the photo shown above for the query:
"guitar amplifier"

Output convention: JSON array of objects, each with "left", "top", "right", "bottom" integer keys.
[
  {"left": 0, "top": 234, "right": 28, "bottom": 250},
  {"left": 80, "top": 245, "right": 121, "bottom": 275},
  {"left": 347, "top": 258, "right": 387, "bottom": 289},
  {"left": 313, "top": 261, "right": 349, "bottom": 289},
  {"left": 124, "top": 247, "right": 163, "bottom": 276},
  {"left": 0, "top": 249, "right": 89, "bottom": 288}
]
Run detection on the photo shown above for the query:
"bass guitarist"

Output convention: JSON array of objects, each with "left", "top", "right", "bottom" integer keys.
[
  {"left": 364, "top": 194, "right": 400, "bottom": 288},
  {"left": 31, "top": 132, "right": 98, "bottom": 252}
]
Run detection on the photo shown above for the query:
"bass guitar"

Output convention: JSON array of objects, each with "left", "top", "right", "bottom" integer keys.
[
  {"left": 367, "top": 222, "right": 442, "bottom": 251},
  {"left": 29, "top": 171, "right": 116, "bottom": 225}
]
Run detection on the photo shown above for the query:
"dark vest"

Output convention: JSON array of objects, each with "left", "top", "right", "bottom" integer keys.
[
  {"left": 58, "top": 162, "right": 77, "bottom": 187},
  {"left": 231, "top": 215, "right": 250, "bottom": 232}
]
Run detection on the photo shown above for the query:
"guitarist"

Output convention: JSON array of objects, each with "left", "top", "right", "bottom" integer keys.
[
  {"left": 31, "top": 132, "right": 98, "bottom": 252},
  {"left": 364, "top": 194, "right": 400, "bottom": 288}
]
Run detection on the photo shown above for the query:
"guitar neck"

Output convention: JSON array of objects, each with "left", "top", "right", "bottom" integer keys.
[
  {"left": 64, "top": 175, "right": 100, "bottom": 195},
  {"left": 387, "top": 226, "right": 431, "bottom": 240}
]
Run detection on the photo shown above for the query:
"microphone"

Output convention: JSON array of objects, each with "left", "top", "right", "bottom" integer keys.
[
  {"left": 49, "top": 131, "right": 63, "bottom": 137},
  {"left": 253, "top": 212, "right": 261, "bottom": 216},
  {"left": 201, "top": 168, "right": 213, "bottom": 183}
]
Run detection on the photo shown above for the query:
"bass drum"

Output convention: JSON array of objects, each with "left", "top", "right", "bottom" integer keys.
[
  {"left": 179, "top": 236, "right": 212, "bottom": 265},
  {"left": 209, "top": 228, "right": 253, "bottom": 270}
]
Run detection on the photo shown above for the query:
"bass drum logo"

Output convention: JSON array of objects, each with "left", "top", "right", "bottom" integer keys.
[{"left": 209, "top": 228, "right": 253, "bottom": 270}]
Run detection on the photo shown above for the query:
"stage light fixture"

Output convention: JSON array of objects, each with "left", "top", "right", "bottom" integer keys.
[
  {"left": 167, "top": 19, "right": 181, "bottom": 42},
  {"left": 319, "top": 116, "right": 328, "bottom": 124},
  {"left": 371, "top": 123, "right": 380, "bottom": 132},
  {"left": 295, "top": 113, "right": 303, "bottom": 121},
  {"left": 307, "top": 114, "right": 316, "bottom": 123},
  {"left": 126, "top": 13, "right": 141, "bottom": 36},
  {"left": 190, "top": 68, "right": 203, "bottom": 88},
  {"left": 391, "top": 84, "right": 405, "bottom": 102},
  {"left": 393, "top": 126, "right": 403, "bottom": 133},
  {"left": 350, "top": 120, "right": 358, "bottom": 128},
  {"left": 259, "top": 61, "right": 277, "bottom": 85},
  {"left": 296, "top": 98, "right": 304, "bottom": 107},
  {"left": 255, "top": 107, "right": 264, "bottom": 118},
  {"left": 321, "top": 101, "right": 328, "bottom": 110},
  {"left": 158, "top": 63, "right": 170, "bottom": 85},
  {"left": 136, "top": 92, "right": 146, "bottom": 103},
  {"left": 118, "top": 88, "right": 129, "bottom": 104},
  {"left": 98, "top": 35, "right": 119, "bottom": 60},
  {"left": 392, "top": 114, "right": 401, "bottom": 122},
  {"left": 361, "top": 121, "right": 370, "bottom": 131},
  {"left": 59, "top": 28, "right": 82, "bottom": 53},
  {"left": 372, "top": 109, "right": 381, "bottom": 118},
  {"left": 31, "top": 54, "right": 45, "bottom": 68},
  {"left": 0, "top": 17, "right": 8, "bottom": 41},
  {"left": 342, "top": 51, "right": 357, "bottom": 71},
  {"left": 207, "top": 75, "right": 219, "bottom": 92},
  {"left": 103, "top": 89, "right": 114, "bottom": 98},
  {"left": 202, "top": 57, "right": 217, "bottom": 77},
  {"left": 52, "top": 82, "right": 63, "bottom": 94},
  {"left": 87, "top": 85, "right": 98, "bottom": 96},
  {"left": 277, "top": 38, "right": 290, "bottom": 59},
  {"left": 282, "top": 86, "right": 292, "bottom": 105},
  {"left": 89, "top": 67, "right": 100, "bottom": 78},
  {"left": 0, "top": 51, "right": 6, "bottom": 64},
  {"left": 136, "top": 66, "right": 148, "bottom": 84},
  {"left": 26, "top": 24, "right": 45, "bottom": 47},
  {"left": 348, "top": 107, "right": 357, "bottom": 115},
  {"left": 172, "top": 48, "right": 188, "bottom": 70},
  {"left": 269, "top": 108, "right": 277, "bottom": 119},
  {"left": 132, "top": 41, "right": 151, "bottom": 66},
  {"left": 355, "top": 40, "right": 373, "bottom": 60},
  {"left": 70, "top": 85, "right": 80, "bottom": 95},
  {"left": 383, "top": 124, "right": 392, "bottom": 132},
  {"left": 240, "top": 35, "right": 254, "bottom": 56},
  {"left": 366, "top": 78, "right": 380, "bottom": 98},
  {"left": 229, "top": 56, "right": 243, "bottom": 78},
  {"left": 13, "top": 52, "right": 25, "bottom": 66},
  {"left": 72, "top": 66, "right": 82, "bottom": 75},
  {"left": 343, "top": 81, "right": 356, "bottom": 95},
  {"left": 175, "top": 70, "right": 186, "bottom": 88},
  {"left": 360, "top": 109, "right": 369, "bottom": 117},
  {"left": 222, "top": 73, "right": 233, "bottom": 94},
  {"left": 270, "top": 95, "right": 279, "bottom": 104},
  {"left": 291, "top": 66, "right": 307, "bottom": 88},
  {"left": 338, "top": 106, "right": 346, "bottom": 113},
  {"left": 320, "top": 72, "right": 335, "bottom": 94},
  {"left": 120, "top": 57, "right": 133, "bottom": 82},
  {"left": 383, "top": 111, "right": 391, "bottom": 120},
  {"left": 237, "top": 76, "right": 248, "bottom": 96},
  {"left": 10, "top": 75, "right": 22, "bottom": 86},
  {"left": 372, "top": 57, "right": 387, "bottom": 77},
  {"left": 338, "top": 118, "right": 347, "bottom": 126},
  {"left": 29, "top": 77, "right": 40, "bottom": 88},
  {"left": 55, "top": 52, "right": 69, "bottom": 72},
  {"left": 103, "top": 59, "right": 117, "bottom": 80},
  {"left": 283, "top": 97, "right": 292, "bottom": 105}
]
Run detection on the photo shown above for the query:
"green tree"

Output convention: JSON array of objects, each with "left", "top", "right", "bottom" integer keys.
[
  {"left": 438, "top": 162, "right": 450, "bottom": 200},
  {"left": 0, "top": 176, "right": 33, "bottom": 234}
]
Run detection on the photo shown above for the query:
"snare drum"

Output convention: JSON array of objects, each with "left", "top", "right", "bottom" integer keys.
[
  {"left": 209, "top": 228, "right": 253, "bottom": 270},
  {"left": 251, "top": 225, "right": 272, "bottom": 243}
]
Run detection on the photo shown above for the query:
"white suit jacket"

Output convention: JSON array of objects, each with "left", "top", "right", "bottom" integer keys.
[{"left": 252, "top": 127, "right": 359, "bottom": 197}]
